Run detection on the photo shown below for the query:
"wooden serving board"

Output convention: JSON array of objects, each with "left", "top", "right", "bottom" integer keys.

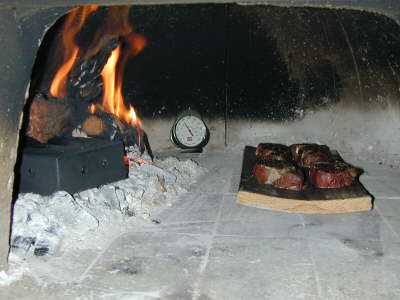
[{"left": 236, "top": 146, "right": 373, "bottom": 214}]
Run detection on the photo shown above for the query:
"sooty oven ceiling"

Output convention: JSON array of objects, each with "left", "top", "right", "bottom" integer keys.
[{"left": 30, "top": 4, "right": 400, "bottom": 122}]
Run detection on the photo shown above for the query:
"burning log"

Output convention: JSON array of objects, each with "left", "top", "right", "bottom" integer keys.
[
  {"left": 26, "top": 93, "right": 76, "bottom": 143},
  {"left": 68, "top": 36, "right": 120, "bottom": 102},
  {"left": 26, "top": 92, "right": 149, "bottom": 155},
  {"left": 81, "top": 109, "right": 145, "bottom": 150},
  {"left": 26, "top": 7, "right": 150, "bottom": 153}
]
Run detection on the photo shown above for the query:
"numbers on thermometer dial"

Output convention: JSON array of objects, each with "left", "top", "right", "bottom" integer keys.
[{"left": 174, "top": 115, "right": 207, "bottom": 148}]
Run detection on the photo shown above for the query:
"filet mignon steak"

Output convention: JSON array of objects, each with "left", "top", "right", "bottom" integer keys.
[
  {"left": 309, "top": 161, "right": 360, "bottom": 188},
  {"left": 253, "top": 160, "right": 304, "bottom": 191}
]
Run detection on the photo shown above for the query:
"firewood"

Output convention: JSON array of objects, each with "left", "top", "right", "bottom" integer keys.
[
  {"left": 81, "top": 115, "right": 105, "bottom": 136},
  {"left": 26, "top": 92, "right": 148, "bottom": 153},
  {"left": 26, "top": 94, "right": 75, "bottom": 143},
  {"left": 26, "top": 33, "right": 150, "bottom": 153},
  {"left": 68, "top": 37, "right": 120, "bottom": 102},
  {"left": 81, "top": 110, "right": 144, "bottom": 148}
]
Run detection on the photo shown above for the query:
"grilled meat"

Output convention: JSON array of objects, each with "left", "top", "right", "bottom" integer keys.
[
  {"left": 255, "top": 143, "right": 292, "bottom": 161},
  {"left": 253, "top": 160, "right": 304, "bottom": 191},
  {"left": 309, "top": 161, "right": 361, "bottom": 188}
]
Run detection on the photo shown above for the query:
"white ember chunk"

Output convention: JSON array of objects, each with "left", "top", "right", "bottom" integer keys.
[{"left": 137, "top": 164, "right": 177, "bottom": 184}]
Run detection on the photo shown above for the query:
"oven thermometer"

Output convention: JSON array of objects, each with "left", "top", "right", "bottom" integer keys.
[{"left": 171, "top": 110, "right": 210, "bottom": 151}]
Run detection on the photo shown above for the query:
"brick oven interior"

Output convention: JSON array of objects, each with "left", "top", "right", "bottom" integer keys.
[{"left": 1, "top": 0, "right": 400, "bottom": 298}]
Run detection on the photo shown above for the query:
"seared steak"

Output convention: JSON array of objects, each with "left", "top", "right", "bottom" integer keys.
[
  {"left": 290, "top": 144, "right": 331, "bottom": 167},
  {"left": 299, "top": 149, "right": 331, "bottom": 167},
  {"left": 309, "top": 161, "right": 360, "bottom": 188},
  {"left": 290, "top": 143, "right": 330, "bottom": 161},
  {"left": 255, "top": 143, "right": 292, "bottom": 161},
  {"left": 253, "top": 160, "right": 304, "bottom": 191}
]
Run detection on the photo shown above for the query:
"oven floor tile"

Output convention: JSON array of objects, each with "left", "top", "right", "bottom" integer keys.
[
  {"left": 199, "top": 236, "right": 319, "bottom": 300},
  {"left": 308, "top": 238, "right": 400, "bottom": 299},
  {"left": 217, "top": 194, "right": 306, "bottom": 238},
  {"left": 79, "top": 231, "right": 208, "bottom": 299},
  {"left": 2, "top": 151, "right": 400, "bottom": 299}
]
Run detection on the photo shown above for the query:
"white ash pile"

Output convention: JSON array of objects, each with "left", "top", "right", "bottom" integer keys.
[{"left": 10, "top": 146, "right": 205, "bottom": 258}]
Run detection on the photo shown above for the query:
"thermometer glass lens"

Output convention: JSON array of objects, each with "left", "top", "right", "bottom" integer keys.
[{"left": 175, "top": 116, "right": 207, "bottom": 147}]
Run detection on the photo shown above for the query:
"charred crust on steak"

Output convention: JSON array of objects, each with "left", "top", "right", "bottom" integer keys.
[
  {"left": 256, "top": 143, "right": 288, "bottom": 151},
  {"left": 299, "top": 150, "right": 331, "bottom": 168},
  {"left": 255, "top": 143, "right": 292, "bottom": 161},
  {"left": 255, "top": 159, "right": 294, "bottom": 169},
  {"left": 311, "top": 161, "right": 354, "bottom": 172},
  {"left": 290, "top": 143, "right": 330, "bottom": 162},
  {"left": 290, "top": 144, "right": 331, "bottom": 167}
]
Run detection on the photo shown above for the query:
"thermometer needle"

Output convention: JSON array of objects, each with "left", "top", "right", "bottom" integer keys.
[{"left": 184, "top": 122, "right": 194, "bottom": 136}]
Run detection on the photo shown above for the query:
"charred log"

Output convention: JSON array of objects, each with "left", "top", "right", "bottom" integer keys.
[
  {"left": 81, "top": 110, "right": 145, "bottom": 151},
  {"left": 26, "top": 92, "right": 147, "bottom": 153},
  {"left": 26, "top": 33, "right": 149, "bottom": 152},
  {"left": 68, "top": 37, "right": 120, "bottom": 102}
]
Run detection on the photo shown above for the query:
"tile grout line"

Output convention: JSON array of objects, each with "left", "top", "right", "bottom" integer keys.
[
  {"left": 301, "top": 215, "right": 323, "bottom": 298},
  {"left": 77, "top": 230, "right": 137, "bottom": 283},
  {"left": 200, "top": 194, "right": 227, "bottom": 272},
  {"left": 376, "top": 196, "right": 400, "bottom": 200},
  {"left": 192, "top": 194, "right": 227, "bottom": 300},
  {"left": 375, "top": 205, "right": 400, "bottom": 296},
  {"left": 375, "top": 205, "right": 400, "bottom": 241},
  {"left": 159, "top": 220, "right": 215, "bottom": 225}
]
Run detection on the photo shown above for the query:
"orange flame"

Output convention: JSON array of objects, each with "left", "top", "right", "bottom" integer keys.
[
  {"left": 97, "top": 8, "right": 147, "bottom": 127},
  {"left": 89, "top": 104, "right": 96, "bottom": 114},
  {"left": 50, "top": 5, "right": 98, "bottom": 98},
  {"left": 126, "top": 33, "right": 147, "bottom": 55},
  {"left": 50, "top": 5, "right": 146, "bottom": 134},
  {"left": 128, "top": 106, "right": 137, "bottom": 123},
  {"left": 101, "top": 46, "right": 120, "bottom": 116},
  {"left": 100, "top": 41, "right": 144, "bottom": 126}
]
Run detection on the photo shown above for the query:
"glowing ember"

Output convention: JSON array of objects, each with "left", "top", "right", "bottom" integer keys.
[{"left": 89, "top": 104, "right": 96, "bottom": 114}]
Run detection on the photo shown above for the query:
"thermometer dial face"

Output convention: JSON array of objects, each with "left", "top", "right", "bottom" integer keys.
[{"left": 172, "top": 114, "right": 209, "bottom": 149}]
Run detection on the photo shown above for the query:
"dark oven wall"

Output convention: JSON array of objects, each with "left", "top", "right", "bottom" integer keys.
[{"left": 28, "top": 4, "right": 400, "bottom": 166}]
